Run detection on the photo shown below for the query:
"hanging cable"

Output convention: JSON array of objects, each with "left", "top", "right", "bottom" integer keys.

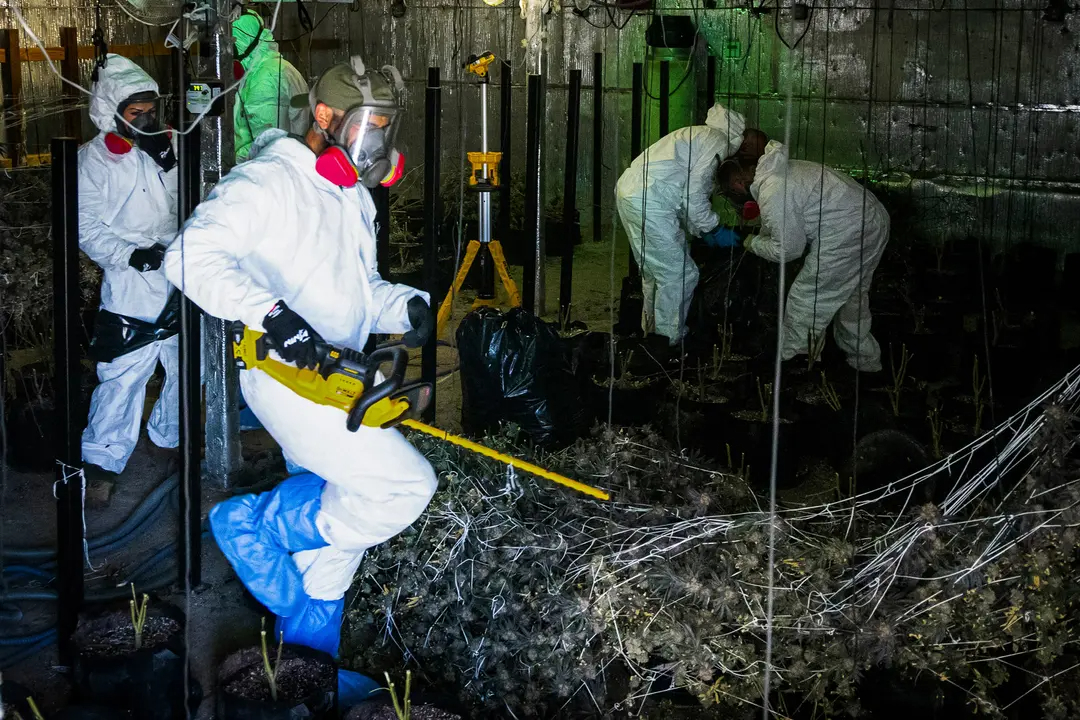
[{"left": 91, "top": 0, "right": 109, "bottom": 82}]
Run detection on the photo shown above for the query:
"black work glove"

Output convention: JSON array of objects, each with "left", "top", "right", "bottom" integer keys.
[
  {"left": 401, "top": 296, "right": 434, "bottom": 349},
  {"left": 263, "top": 300, "right": 324, "bottom": 370},
  {"left": 128, "top": 244, "right": 167, "bottom": 272},
  {"left": 136, "top": 130, "right": 177, "bottom": 172}
]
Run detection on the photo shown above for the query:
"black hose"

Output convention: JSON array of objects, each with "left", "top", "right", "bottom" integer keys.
[{"left": 1, "top": 473, "right": 179, "bottom": 562}]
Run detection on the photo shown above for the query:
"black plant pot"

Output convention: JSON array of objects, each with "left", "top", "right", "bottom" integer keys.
[
  {"left": 589, "top": 375, "right": 663, "bottom": 427},
  {"left": 72, "top": 604, "right": 198, "bottom": 719},
  {"left": 544, "top": 211, "right": 581, "bottom": 257},
  {"left": 216, "top": 644, "right": 338, "bottom": 720},
  {"left": 897, "top": 332, "right": 962, "bottom": 384},
  {"left": 794, "top": 399, "right": 853, "bottom": 466},
  {"left": 725, "top": 411, "right": 801, "bottom": 489}
]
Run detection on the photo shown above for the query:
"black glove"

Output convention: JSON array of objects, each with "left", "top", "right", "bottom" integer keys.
[
  {"left": 263, "top": 300, "right": 323, "bottom": 370},
  {"left": 128, "top": 244, "right": 166, "bottom": 272},
  {"left": 401, "top": 296, "right": 434, "bottom": 348},
  {"left": 136, "top": 130, "right": 177, "bottom": 172}
]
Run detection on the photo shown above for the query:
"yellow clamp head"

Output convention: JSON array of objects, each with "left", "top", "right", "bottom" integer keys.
[{"left": 464, "top": 52, "right": 496, "bottom": 78}]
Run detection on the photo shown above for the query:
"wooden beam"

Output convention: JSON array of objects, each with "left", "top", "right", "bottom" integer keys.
[
  {"left": 59, "top": 27, "right": 81, "bottom": 141},
  {"left": 0, "top": 29, "right": 24, "bottom": 162},
  {"left": 0, "top": 42, "right": 171, "bottom": 64}
]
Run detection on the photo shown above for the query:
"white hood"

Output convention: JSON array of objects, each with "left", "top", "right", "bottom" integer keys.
[
  {"left": 89, "top": 54, "right": 158, "bottom": 133},
  {"left": 704, "top": 103, "right": 746, "bottom": 149}
]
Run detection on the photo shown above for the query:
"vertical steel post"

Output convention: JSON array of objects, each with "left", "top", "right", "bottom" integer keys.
[
  {"left": 591, "top": 53, "right": 603, "bottom": 243},
  {"left": 200, "top": 0, "right": 240, "bottom": 489},
  {"left": 629, "top": 63, "right": 643, "bottom": 279},
  {"left": 59, "top": 28, "right": 82, "bottom": 143},
  {"left": 522, "top": 74, "right": 544, "bottom": 314},
  {"left": 52, "top": 137, "right": 83, "bottom": 662},
  {"left": 559, "top": 70, "right": 582, "bottom": 328},
  {"left": 498, "top": 61, "right": 512, "bottom": 250},
  {"left": 175, "top": 45, "right": 203, "bottom": 588},
  {"left": 659, "top": 61, "right": 670, "bottom": 138},
  {"left": 422, "top": 67, "right": 441, "bottom": 420}
]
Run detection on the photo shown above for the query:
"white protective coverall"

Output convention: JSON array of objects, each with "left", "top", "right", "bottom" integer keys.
[
  {"left": 164, "top": 129, "right": 437, "bottom": 602},
  {"left": 745, "top": 141, "right": 890, "bottom": 371},
  {"left": 614, "top": 103, "right": 746, "bottom": 343},
  {"left": 79, "top": 55, "right": 179, "bottom": 473}
]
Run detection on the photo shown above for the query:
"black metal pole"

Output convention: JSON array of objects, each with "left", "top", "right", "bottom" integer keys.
[
  {"left": 498, "top": 60, "right": 512, "bottom": 252},
  {"left": 706, "top": 55, "right": 717, "bottom": 114},
  {"left": 629, "top": 63, "right": 643, "bottom": 279},
  {"left": 560, "top": 70, "right": 582, "bottom": 329},
  {"left": 659, "top": 60, "right": 670, "bottom": 138},
  {"left": 592, "top": 53, "right": 603, "bottom": 244},
  {"left": 368, "top": 186, "right": 392, "bottom": 353},
  {"left": 422, "top": 67, "right": 441, "bottom": 421},
  {"left": 176, "top": 52, "right": 203, "bottom": 588},
  {"left": 523, "top": 74, "right": 543, "bottom": 315},
  {"left": 52, "top": 137, "right": 83, "bottom": 662}
]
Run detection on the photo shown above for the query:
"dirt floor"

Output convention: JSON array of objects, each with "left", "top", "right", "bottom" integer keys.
[{"left": 0, "top": 238, "right": 628, "bottom": 716}]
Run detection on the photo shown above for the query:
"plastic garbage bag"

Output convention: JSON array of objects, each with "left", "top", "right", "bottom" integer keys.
[
  {"left": 89, "top": 290, "right": 181, "bottom": 363},
  {"left": 457, "top": 308, "right": 587, "bottom": 448}
]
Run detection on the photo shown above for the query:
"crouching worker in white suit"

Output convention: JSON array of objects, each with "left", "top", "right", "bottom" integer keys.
[
  {"left": 164, "top": 57, "right": 435, "bottom": 672},
  {"left": 79, "top": 55, "right": 180, "bottom": 481},
  {"left": 614, "top": 103, "right": 747, "bottom": 345},
  {"left": 717, "top": 141, "right": 891, "bottom": 372}
]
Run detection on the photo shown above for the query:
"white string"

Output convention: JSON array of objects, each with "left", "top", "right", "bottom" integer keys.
[{"left": 53, "top": 460, "right": 98, "bottom": 571}]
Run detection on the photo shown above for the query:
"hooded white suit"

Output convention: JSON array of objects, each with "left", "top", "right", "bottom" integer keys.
[
  {"left": 745, "top": 141, "right": 890, "bottom": 371},
  {"left": 79, "top": 55, "right": 179, "bottom": 473},
  {"left": 614, "top": 104, "right": 746, "bottom": 343},
  {"left": 164, "top": 129, "right": 437, "bottom": 606}
]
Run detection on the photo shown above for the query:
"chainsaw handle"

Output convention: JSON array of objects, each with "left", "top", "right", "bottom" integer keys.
[{"left": 346, "top": 346, "right": 408, "bottom": 432}]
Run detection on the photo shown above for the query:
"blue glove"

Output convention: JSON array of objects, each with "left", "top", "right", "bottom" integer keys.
[{"left": 703, "top": 226, "right": 740, "bottom": 248}]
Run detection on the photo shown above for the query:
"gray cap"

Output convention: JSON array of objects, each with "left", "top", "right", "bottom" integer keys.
[{"left": 290, "top": 56, "right": 402, "bottom": 114}]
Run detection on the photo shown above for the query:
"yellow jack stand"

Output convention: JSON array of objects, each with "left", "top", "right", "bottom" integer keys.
[{"left": 436, "top": 52, "right": 522, "bottom": 339}]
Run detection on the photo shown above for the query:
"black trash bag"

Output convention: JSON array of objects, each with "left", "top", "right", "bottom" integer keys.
[
  {"left": 54, "top": 708, "right": 127, "bottom": 720},
  {"left": 216, "top": 645, "right": 337, "bottom": 720},
  {"left": 71, "top": 603, "right": 200, "bottom": 720},
  {"left": 457, "top": 308, "right": 588, "bottom": 448},
  {"left": 89, "top": 290, "right": 181, "bottom": 363}
]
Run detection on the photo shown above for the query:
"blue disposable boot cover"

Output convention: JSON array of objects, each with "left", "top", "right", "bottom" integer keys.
[
  {"left": 339, "top": 669, "right": 384, "bottom": 709},
  {"left": 210, "top": 473, "right": 329, "bottom": 618},
  {"left": 275, "top": 595, "right": 344, "bottom": 657}
]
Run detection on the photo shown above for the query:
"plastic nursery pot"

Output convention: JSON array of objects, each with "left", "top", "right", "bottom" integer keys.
[
  {"left": 793, "top": 398, "right": 853, "bottom": 466},
  {"left": 725, "top": 409, "right": 800, "bottom": 490},
  {"left": 216, "top": 644, "right": 338, "bottom": 720},
  {"left": 345, "top": 698, "right": 463, "bottom": 720},
  {"left": 589, "top": 373, "right": 663, "bottom": 427},
  {"left": 71, "top": 603, "right": 195, "bottom": 719},
  {"left": 896, "top": 332, "right": 961, "bottom": 384}
]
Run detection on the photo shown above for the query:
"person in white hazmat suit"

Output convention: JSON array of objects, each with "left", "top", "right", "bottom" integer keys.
[
  {"left": 164, "top": 57, "right": 430, "bottom": 662},
  {"left": 718, "top": 141, "right": 891, "bottom": 371},
  {"left": 614, "top": 104, "right": 746, "bottom": 345},
  {"left": 79, "top": 55, "right": 180, "bottom": 479}
]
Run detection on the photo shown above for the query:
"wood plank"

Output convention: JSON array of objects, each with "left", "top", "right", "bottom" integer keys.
[{"left": 0, "top": 42, "right": 171, "bottom": 64}]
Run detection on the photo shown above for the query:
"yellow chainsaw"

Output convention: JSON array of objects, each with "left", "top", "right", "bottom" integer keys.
[
  {"left": 230, "top": 322, "right": 610, "bottom": 501},
  {"left": 231, "top": 322, "right": 432, "bottom": 432}
]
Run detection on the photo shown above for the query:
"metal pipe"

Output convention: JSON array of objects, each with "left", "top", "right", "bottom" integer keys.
[
  {"left": 175, "top": 49, "right": 203, "bottom": 588},
  {"left": 523, "top": 74, "right": 544, "bottom": 315},
  {"left": 422, "top": 67, "right": 441, "bottom": 421},
  {"left": 201, "top": 0, "right": 240, "bottom": 491},
  {"left": 559, "top": 69, "right": 582, "bottom": 329},
  {"left": 498, "top": 60, "right": 512, "bottom": 250},
  {"left": 629, "top": 63, "right": 643, "bottom": 279},
  {"left": 51, "top": 137, "right": 83, "bottom": 662},
  {"left": 659, "top": 61, "right": 670, "bottom": 138},
  {"left": 592, "top": 53, "right": 603, "bottom": 243}
]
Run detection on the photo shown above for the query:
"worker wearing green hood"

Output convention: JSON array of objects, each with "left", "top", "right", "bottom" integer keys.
[{"left": 233, "top": 11, "right": 310, "bottom": 162}]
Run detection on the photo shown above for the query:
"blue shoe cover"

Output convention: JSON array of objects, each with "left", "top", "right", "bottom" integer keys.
[
  {"left": 210, "top": 473, "right": 328, "bottom": 618},
  {"left": 339, "top": 669, "right": 384, "bottom": 709},
  {"left": 275, "top": 595, "right": 344, "bottom": 656}
]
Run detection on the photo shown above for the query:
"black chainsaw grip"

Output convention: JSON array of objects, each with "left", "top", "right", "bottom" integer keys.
[{"left": 346, "top": 346, "right": 408, "bottom": 432}]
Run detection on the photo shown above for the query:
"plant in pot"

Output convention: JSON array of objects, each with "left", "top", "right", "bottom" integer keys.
[
  {"left": 590, "top": 350, "right": 663, "bottom": 427},
  {"left": 346, "top": 671, "right": 462, "bottom": 720},
  {"left": 216, "top": 618, "right": 338, "bottom": 718},
  {"left": 727, "top": 377, "right": 800, "bottom": 489},
  {"left": 71, "top": 586, "right": 195, "bottom": 718},
  {"left": 794, "top": 371, "right": 852, "bottom": 466}
]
